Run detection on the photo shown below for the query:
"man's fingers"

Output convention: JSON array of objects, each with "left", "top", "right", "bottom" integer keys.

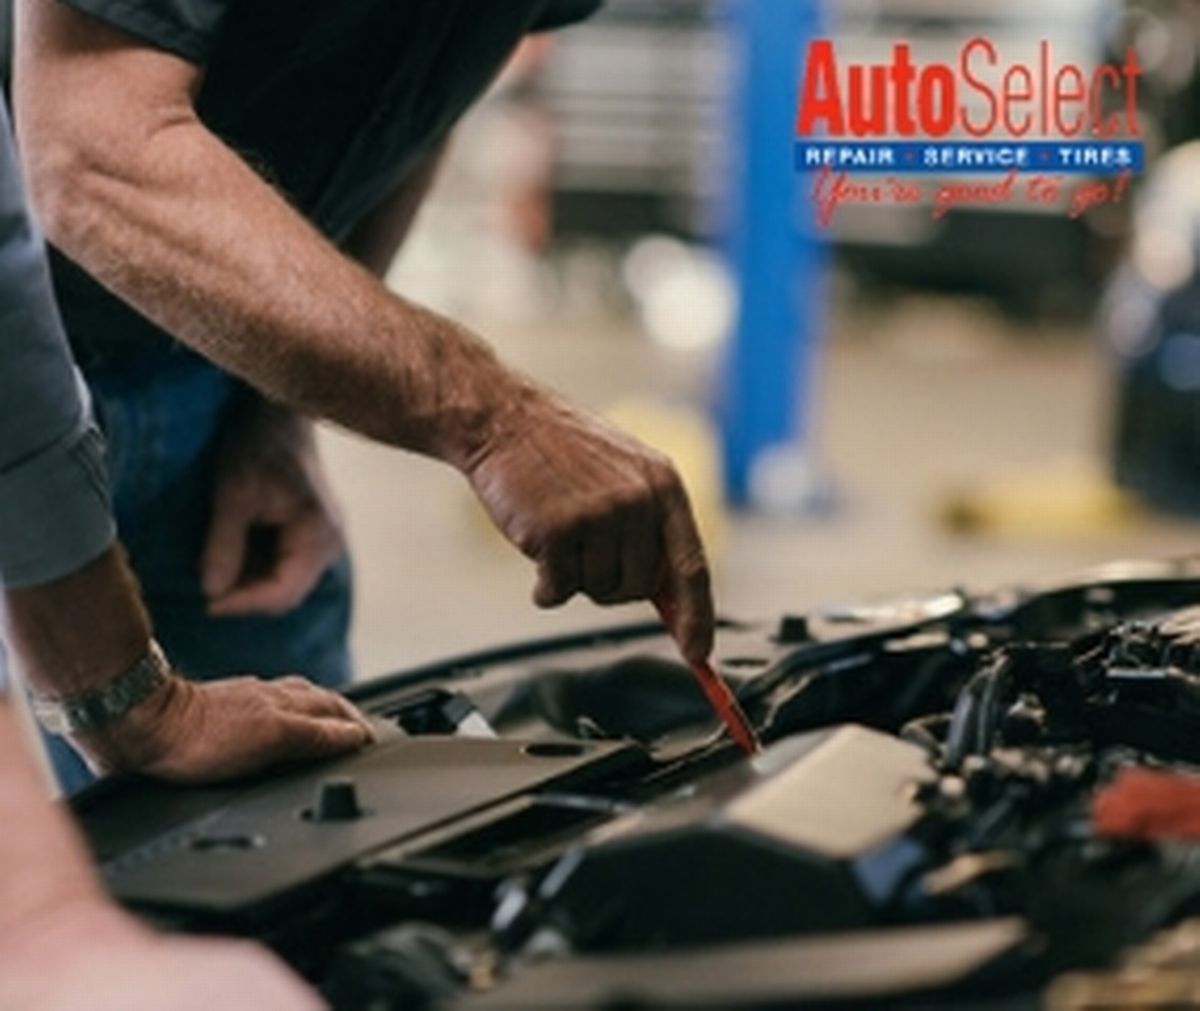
[
  {"left": 310, "top": 689, "right": 374, "bottom": 735},
  {"left": 656, "top": 479, "right": 716, "bottom": 664},
  {"left": 580, "top": 520, "right": 621, "bottom": 603},
  {"left": 208, "top": 530, "right": 326, "bottom": 616},
  {"left": 273, "top": 677, "right": 375, "bottom": 735},
  {"left": 202, "top": 485, "right": 253, "bottom": 599},
  {"left": 612, "top": 512, "right": 660, "bottom": 603},
  {"left": 532, "top": 537, "right": 582, "bottom": 609},
  {"left": 277, "top": 715, "right": 373, "bottom": 760},
  {"left": 135, "top": 677, "right": 374, "bottom": 784},
  {"left": 208, "top": 576, "right": 301, "bottom": 616}
]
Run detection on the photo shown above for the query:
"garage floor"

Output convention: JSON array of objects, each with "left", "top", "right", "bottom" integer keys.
[{"left": 321, "top": 292, "right": 1200, "bottom": 681}]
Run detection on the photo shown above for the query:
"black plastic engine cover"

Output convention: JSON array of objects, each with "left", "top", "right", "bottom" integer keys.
[
  {"left": 88, "top": 735, "right": 644, "bottom": 920},
  {"left": 517, "top": 725, "right": 935, "bottom": 950},
  {"left": 68, "top": 562, "right": 1200, "bottom": 1011}
]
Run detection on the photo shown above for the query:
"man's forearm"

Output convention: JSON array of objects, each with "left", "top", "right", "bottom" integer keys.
[
  {"left": 2, "top": 546, "right": 177, "bottom": 772},
  {"left": 4, "top": 542, "right": 374, "bottom": 780},
  {"left": 0, "top": 696, "right": 326, "bottom": 1010},
  {"left": 14, "top": 2, "right": 718, "bottom": 662},
  {"left": 16, "top": 51, "right": 525, "bottom": 471},
  {"left": 75, "top": 118, "right": 518, "bottom": 469},
  {"left": 5, "top": 546, "right": 152, "bottom": 700}
]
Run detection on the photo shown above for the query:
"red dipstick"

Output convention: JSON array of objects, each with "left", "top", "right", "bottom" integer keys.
[{"left": 653, "top": 592, "right": 761, "bottom": 757}]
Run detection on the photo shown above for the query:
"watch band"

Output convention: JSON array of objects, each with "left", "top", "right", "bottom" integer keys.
[{"left": 32, "top": 640, "right": 172, "bottom": 737}]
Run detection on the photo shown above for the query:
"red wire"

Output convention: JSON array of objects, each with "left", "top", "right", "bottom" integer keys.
[{"left": 653, "top": 593, "right": 762, "bottom": 757}]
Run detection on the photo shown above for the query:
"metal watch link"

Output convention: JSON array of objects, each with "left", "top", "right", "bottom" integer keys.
[{"left": 32, "top": 639, "right": 173, "bottom": 737}]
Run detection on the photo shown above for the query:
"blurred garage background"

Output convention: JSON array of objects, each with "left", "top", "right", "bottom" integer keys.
[{"left": 319, "top": 0, "right": 1200, "bottom": 678}]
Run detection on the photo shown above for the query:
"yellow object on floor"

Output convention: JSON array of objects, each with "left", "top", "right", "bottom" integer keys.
[{"left": 940, "top": 461, "right": 1146, "bottom": 539}]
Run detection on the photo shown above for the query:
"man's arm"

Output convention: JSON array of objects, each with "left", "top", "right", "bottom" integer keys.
[
  {"left": 0, "top": 73, "right": 334, "bottom": 1009},
  {"left": 13, "top": 2, "right": 715, "bottom": 661},
  {"left": 0, "top": 697, "right": 102, "bottom": 943},
  {"left": 0, "top": 111, "right": 324, "bottom": 985},
  {"left": 0, "top": 73, "right": 370, "bottom": 782},
  {"left": 200, "top": 143, "right": 447, "bottom": 620},
  {"left": 5, "top": 547, "right": 373, "bottom": 781},
  {"left": 0, "top": 704, "right": 325, "bottom": 1010}
]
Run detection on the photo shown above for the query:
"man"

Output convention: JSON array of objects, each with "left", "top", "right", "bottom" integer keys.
[
  {"left": 0, "top": 700, "right": 325, "bottom": 1008},
  {"left": 9, "top": 0, "right": 716, "bottom": 791},
  {"left": 0, "top": 92, "right": 361, "bottom": 1005}
]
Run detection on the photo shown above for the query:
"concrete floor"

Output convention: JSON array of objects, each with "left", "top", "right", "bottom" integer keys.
[{"left": 320, "top": 291, "right": 1200, "bottom": 682}]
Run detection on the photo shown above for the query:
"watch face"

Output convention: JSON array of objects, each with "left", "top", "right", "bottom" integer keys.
[{"left": 74, "top": 693, "right": 121, "bottom": 733}]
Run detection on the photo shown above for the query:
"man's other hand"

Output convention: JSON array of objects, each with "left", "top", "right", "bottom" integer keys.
[
  {"left": 78, "top": 674, "right": 374, "bottom": 783},
  {"left": 202, "top": 402, "right": 344, "bottom": 618},
  {"left": 0, "top": 903, "right": 323, "bottom": 1010},
  {"left": 465, "top": 391, "right": 715, "bottom": 664}
]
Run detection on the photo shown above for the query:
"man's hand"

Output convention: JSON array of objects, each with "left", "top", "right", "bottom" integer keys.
[
  {"left": 76, "top": 674, "right": 374, "bottom": 784},
  {"left": 0, "top": 901, "right": 323, "bottom": 1010},
  {"left": 0, "top": 700, "right": 326, "bottom": 1010},
  {"left": 203, "top": 400, "right": 344, "bottom": 618},
  {"left": 465, "top": 390, "right": 715, "bottom": 663}
]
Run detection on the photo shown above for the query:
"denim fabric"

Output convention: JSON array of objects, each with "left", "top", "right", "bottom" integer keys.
[{"left": 45, "top": 355, "right": 353, "bottom": 794}]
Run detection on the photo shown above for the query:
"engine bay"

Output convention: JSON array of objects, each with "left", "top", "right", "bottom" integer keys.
[{"left": 74, "top": 559, "right": 1200, "bottom": 1009}]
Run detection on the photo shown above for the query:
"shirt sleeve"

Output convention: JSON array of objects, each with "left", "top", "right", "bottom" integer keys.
[
  {"left": 55, "top": 0, "right": 229, "bottom": 63},
  {"left": 0, "top": 100, "right": 116, "bottom": 590},
  {"left": 532, "top": 0, "right": 604, "bottom": 32}
]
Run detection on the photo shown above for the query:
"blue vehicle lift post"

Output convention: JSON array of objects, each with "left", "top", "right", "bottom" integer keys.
[{"left": 718, "top": 0, "right": 827, "bottom": 509}]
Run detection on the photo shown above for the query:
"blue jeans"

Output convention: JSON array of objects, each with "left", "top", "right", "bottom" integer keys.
[{"left": 44, "top": 354, "right": 353, "bottom": 794}]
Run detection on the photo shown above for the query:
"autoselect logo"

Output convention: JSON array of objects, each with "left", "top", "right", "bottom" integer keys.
[{"left": 794, "top": 38, "right": 1145, "bottom": 226}]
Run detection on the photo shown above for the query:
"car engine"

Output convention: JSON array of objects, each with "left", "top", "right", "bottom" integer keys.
[{"left": 74, "top": 559, "right": 1200, "bottom": 1009}]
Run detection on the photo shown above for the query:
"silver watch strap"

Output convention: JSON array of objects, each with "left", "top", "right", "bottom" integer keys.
[{"left": 32, "top": 640, "right": 172, "bottom": 737}]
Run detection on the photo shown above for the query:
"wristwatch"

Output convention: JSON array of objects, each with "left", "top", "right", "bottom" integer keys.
[{"left": 32, "top": 639, "right": 173, "bottom": 737}]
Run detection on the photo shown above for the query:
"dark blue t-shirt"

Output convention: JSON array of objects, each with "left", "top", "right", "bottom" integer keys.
[{"left": 40, "top": 0, "right": 602, "bottom": 364}]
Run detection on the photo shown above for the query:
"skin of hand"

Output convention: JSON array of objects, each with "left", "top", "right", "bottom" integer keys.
[
  {"left": 5, "top": 548, "right": 374, "bottom": 784},
  {"left": 202, "top": 398, "right": 345, "bottom": 618},
  {"left": 466, "top": 389, "right": 715, "bottom": 662},
  {"left": 13, "top": 2, "right": 717, "bottom": 663},
  {"left": 0, "top": 700, "right": 324, "bottom": 1010},
  {"left": 0, "top": 903, "right": 325, "bottom": 1011},
  {"left": 74, "top": 673, "right": 376, "bottom": 784}
]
